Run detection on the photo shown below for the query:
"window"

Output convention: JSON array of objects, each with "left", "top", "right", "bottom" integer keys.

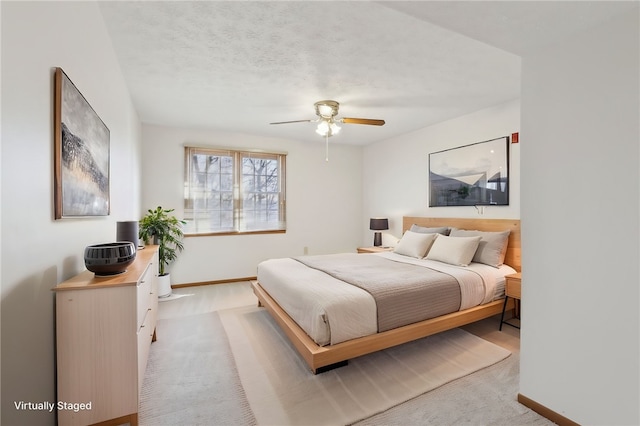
[{"left": 184, "top": 146, "right": 286, "bottom": 235}]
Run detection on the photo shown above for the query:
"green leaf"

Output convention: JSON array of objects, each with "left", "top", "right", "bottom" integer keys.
[{"left": 139, "top": 206, "right": 185, "bottom": 276}]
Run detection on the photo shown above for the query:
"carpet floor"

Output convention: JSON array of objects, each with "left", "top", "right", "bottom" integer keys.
[{"left": 140, "top": 303, "right": 553, "bottom": 425}]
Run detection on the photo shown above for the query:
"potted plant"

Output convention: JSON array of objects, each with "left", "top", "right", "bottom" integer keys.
[{"left": 139, "top": 206, "right": 186, "bottom": 297}]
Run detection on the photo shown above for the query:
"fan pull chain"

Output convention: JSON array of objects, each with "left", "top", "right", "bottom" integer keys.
[{"left": 325, "top": 133, "right": 329, "bottom": 162}]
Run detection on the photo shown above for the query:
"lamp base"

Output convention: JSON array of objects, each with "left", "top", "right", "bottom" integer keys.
[{"left": 373, "top": 232, "right": 382, "bottom": 247}]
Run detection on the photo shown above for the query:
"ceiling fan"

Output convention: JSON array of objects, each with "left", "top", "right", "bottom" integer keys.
[{"left": 270, "top": 100, "right": 385, "bottom": 161}]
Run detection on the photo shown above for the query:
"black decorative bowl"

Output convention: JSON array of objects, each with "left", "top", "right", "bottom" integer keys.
[{"left": 84, "top": 242, "right": 136, "bottom": 276}]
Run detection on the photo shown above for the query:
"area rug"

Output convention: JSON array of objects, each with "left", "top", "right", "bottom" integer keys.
[
  {"left": 218, "top": 305, "right": 511, "bottom": 426},
  {"left": 138, "top": 312, "right": 256, "bottom": 425}
]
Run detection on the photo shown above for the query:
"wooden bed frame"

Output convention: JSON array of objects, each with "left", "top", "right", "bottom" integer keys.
[{"left": 251, "top": 217, "right": 521, "bottom": 374}]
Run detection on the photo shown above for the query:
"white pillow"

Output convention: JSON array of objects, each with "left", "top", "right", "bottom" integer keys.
[
  {"left": 426, "top": 235, "right": 482, "bottom": 266},
  {"left": 394, "top": 231, "right": 437, "bottom": 258}
]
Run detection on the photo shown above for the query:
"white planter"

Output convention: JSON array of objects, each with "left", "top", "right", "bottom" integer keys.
[{"left": 158, "top": 274, "right": 172, "bottom": 298}]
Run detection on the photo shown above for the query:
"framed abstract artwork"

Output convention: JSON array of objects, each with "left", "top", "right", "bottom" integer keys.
[
  {"left": 429, "top": 136, "right": 509, "bottom": 207},
  {"left": 54, "top": 67, "right": 110, "bottom": 219}
]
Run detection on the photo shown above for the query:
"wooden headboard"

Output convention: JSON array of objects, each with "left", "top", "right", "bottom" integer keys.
[{"left": 402, "top": 217, "right": 521, "bottom": 272}]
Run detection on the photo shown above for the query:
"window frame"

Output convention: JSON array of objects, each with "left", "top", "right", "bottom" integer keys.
[{"left": 183, "top": 146, "right": 287, "bottom": 236}]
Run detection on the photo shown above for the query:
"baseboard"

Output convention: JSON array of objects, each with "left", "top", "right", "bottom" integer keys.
[
  {"left": 172, "top": 276, "right": 257, "bottom": 288},
  {"left": 518, "top": 393, "right": 580, "bottom": 426}
]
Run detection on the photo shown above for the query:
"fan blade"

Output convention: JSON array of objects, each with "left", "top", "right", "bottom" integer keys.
[
  {"left": 270, "top": 119, "right": 314, "bottom": 125},
  {"left": 341, "top": 117, "right": 385, "bottom": 126}
]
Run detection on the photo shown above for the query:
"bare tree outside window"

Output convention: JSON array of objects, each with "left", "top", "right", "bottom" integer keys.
[{"left": 184, "top": 147, "right": 286, "bottom": 235}]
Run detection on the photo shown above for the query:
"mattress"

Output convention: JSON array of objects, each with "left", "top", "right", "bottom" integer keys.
[{"left": 257, "top": 252, "right": 515, "bottom": 346}]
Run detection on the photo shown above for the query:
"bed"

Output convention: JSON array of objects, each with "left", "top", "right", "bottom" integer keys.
[{"left": 252, "top": 217, "right": 521, "bottom": 373}]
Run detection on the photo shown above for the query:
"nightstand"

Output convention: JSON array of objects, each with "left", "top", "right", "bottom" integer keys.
[
  {"left": 500, "top": 272, "right": 521, "bottom": 330},
  {"left": 357, "top": 246, "right": 393, "bottom": 254}
]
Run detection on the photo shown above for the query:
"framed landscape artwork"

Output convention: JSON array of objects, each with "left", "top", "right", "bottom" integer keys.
[
  {"left": 54, "top": 67, "right": 110, "bottom": 219},
  {"left": 429, "top": 136, "right": 509, "bottom": 207}
]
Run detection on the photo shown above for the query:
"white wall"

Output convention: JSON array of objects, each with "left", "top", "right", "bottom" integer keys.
[
  {"left": 0, "top": 2, "right": 142, "bottom": 425},
  {"left": 362, "top": 99, "right": 520, "bottom": 245},
  {"left": 520, "top": 10, "right": 639, "bottom": 425},
  {"left": 141, "top": 124, "right": 363, "bottom": 284}
]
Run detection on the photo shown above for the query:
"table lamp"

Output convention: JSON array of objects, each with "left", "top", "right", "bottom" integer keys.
[{"left": 370, "top": 218, "right": 389, "bottom": 247}]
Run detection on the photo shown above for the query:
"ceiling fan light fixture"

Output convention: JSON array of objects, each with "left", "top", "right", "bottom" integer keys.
[
  {"left": 315, "top": 120, "right": 341, "bottom": 137},
  {"left": 316, "top": 121, "right": 329, "bottom": 136},
  {"left": 314, "top": 100, "right": 339, "bottom": 118},
  {"left": 317, "top": 105, "right": 334, "bottom": 117}
]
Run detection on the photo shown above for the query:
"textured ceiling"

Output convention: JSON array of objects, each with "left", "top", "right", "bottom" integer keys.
[{"left": 98, "top": 1, "right": 636, "bottom": 146}]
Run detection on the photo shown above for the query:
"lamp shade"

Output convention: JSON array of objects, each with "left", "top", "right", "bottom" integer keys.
[{"left": 369, "top": 218, "right": 389, "bottom": 231}]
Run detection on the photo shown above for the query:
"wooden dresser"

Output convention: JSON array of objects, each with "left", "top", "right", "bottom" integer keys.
[{"left": 53, "top": 245, "right": 159, "bottom": 426}]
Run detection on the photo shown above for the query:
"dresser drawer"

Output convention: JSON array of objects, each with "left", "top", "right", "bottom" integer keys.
[
  {"left": 137, "top": 304, "right": 156, "bottom": 395},
  {"left": 505, "top": 276, "right": 521, "bottom": 299},
  {"left": 136, "top": 264, "right": 153, "bottom": 330}
]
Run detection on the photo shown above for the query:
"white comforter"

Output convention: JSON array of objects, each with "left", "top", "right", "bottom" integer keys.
[{"left": 257, "top": 252, "right": 515, "bottom": 346}]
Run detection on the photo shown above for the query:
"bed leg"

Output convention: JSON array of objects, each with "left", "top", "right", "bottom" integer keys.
[
  {"left": 313, "top": 360, "right": 348, "bottom": 374},
  {"left": 257, "top": 300, "right": 263, "bottom": 307}
]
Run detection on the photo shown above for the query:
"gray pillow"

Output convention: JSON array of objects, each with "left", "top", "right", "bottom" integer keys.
[
  {"left": 449, "top": 228, "right": 510, "bottom": 267},
  {"left": 409, "top": 224, "right": 450, "bottom": 236}
]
